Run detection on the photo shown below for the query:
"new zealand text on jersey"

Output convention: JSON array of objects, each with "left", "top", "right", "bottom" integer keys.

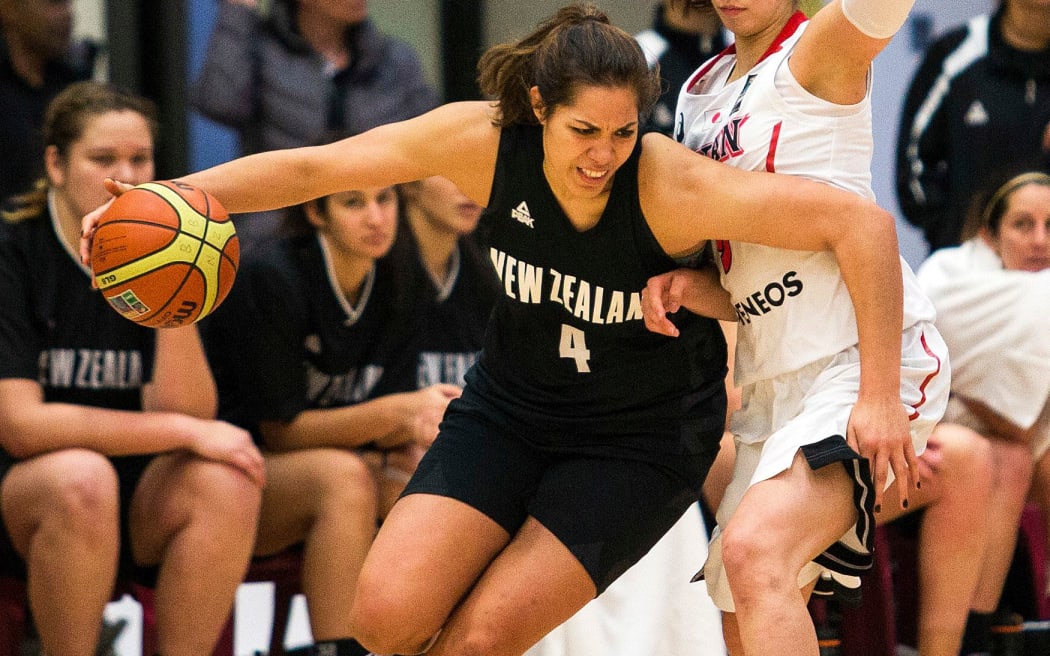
[
  {"left": 489, "top": 247, "right": 643, "bottom": 325},
  {"left": 39, "top": 348, "right": 144, "bottom": 390},
  {"left": 306, "top": 363, "right": 384, "bottom": 407}
]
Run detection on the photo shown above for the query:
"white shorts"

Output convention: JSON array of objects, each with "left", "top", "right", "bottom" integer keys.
[{"left": 702, "top": 321, "right": 950, "bottom": 612}]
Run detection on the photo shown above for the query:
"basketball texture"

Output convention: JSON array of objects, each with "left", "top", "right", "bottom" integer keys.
[{"left": 90, "top": 180, "right": 239, "bottom": 328}]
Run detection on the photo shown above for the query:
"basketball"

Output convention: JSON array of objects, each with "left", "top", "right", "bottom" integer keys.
[{"left": 90, "top": 180, "right": 239, "bottom": 329}]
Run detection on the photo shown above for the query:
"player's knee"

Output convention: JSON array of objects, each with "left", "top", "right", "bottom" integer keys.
[
  {"left": 720, "top": 520, "right": 781, "bottom": 593},
  {"left": 182, "top": 456, "right": 262, "bottom": 526},
  {"left": 349, "top": 587, "right": 438, "bottom": 655},
  {"left": 932, "top": 424, "right": 994, "bottom": 492},
  {"left": 314, "top": 450, "right": 379, "bottom": 518},
  {"left": 46, "top": 450, "right": 119, "bottom": 528}
]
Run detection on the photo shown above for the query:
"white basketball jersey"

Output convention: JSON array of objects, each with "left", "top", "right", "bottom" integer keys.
[{"left": 675, "top": 15, "right": 934, "bottom": 386}]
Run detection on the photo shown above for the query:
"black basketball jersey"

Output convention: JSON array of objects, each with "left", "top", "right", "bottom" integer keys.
[
  {"left": 202, "top": 233, "right": 412, "bottom": 437},
  {"left": 471, "top": 124, "right": 727, "bottom": 443},
  {"left": 0, "top": 208, "right": 155, "bottom": 411},
  {"left": 375, "top": 229, "right": 500, "bottom": 394}
]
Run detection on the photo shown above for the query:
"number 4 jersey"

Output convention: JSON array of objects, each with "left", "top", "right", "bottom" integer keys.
[{"left": 471, "top": 123, "right": 727, "bottom": 449}]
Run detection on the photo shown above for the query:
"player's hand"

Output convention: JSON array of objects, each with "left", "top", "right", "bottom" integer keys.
[
  {"left": 80, "top": 178, "right": 135, "bottom": 268},
  {"left": 188, "top": 420, "right": 267, "bottom": 488},
  {"left": 642, "top": 271, "right": 687, "bottom": 337},
  {"left": 375, "top": 384, "right": 462, "bottom": 449},
  {"left": 846, "top": 395, "right": 918, "bottom": 514}
]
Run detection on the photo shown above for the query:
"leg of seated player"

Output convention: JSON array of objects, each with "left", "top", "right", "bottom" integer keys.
[
  {"left": 878, "top": 424, "right": 994, "bottom": 656},
  {"left": 2, "top": 450, "right": 119, "bottom": 656},
  {"left": 971, "top": 439, "right": 1033, "bottom": 613},
  {"left": 255, "top": 448, "right": 378, "bottom": 640},
  {"left": 129, "top": 453, "right": 261, "bottom": 656}
]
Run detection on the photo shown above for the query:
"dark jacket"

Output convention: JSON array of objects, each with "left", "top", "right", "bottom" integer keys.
[
  {"left": 0, "top": 38, "right": 94, "bottom": 202},
  {"left": 191, "top": 1, "right": 439, "bottom": 154},
  {"left": 895, "top": 8, "right": 1050, "bottom": 251},
  {"left": 635, "top": 4, "right": 728, "bottom": 137}
]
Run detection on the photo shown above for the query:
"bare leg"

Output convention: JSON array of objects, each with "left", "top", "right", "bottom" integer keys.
[
  {"left": 254, "top": 449, "right": 378, "bottom": 639},
  {"left": 352, "top": 493, "right": 597, "bottom": 656},
  {"left": 1031, "top": 452, "right": 1050, "bottom": 595},
  {"left": 129, "top": 453, "right": 262, "bottom": 656},
  {"left": 1, "top": 450, "right": 119, "bottom": 656},
  {"left": 879, "top": 424, "right": 994, "bottom": 656},
  {"left": 424, "top": 517, "right": 597, "bottom": 656},
  {"left": 350, "top": 493, "right": 512, "bottom": 654},
  {"left": 971, "top": 439, "right": 1033, "bottom": 614},
  {"left": 721, "top": 451, "right": 856, "bottom": 656}
]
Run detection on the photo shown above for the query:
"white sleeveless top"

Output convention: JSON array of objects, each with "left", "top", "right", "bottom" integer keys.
[{"left": 674, "top": 15, "right": 934, "bottom": 386}]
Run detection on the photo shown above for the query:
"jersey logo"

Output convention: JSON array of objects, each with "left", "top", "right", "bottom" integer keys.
[
  {"left": 715, "top": 239, "right": 733, "bottom": 273},
  {"left": 511, "top": 201, "right": 535, "bottom": 228},
  {"left": 697, "top": 115, "right": 749, "bottom": 162},
  {"left": 964, "top": 100, "right": 988, "bottom": 127}
]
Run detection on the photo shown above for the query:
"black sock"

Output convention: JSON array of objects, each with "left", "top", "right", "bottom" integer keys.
[
  {"left": 959, "top": 611, "right": 992, "bottom": 655},
  {"left": 311, "top": 638, "right": 371, "bottom": 656}
]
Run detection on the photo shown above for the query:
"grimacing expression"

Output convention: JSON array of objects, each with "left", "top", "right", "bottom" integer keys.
[{"left": 535, "top": 84, "right": 640, "bottom": 203}]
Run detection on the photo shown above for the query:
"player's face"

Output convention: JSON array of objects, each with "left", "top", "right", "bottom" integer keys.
[
  {"left": 712, "top": 0, "right": 797, "bottom": 40},
  {"left": 47, "top": 110, "right": 154, "bottom": 219},
  {"left": 535, "top": 84, "right": 639, "bottom": 203},
  {"left": 990, "top": 183, "right": 1050, "bottom": 272},
  {"left": 316, "top": 186, "right": 399, "bottom": 261},
  {"left": 406, "top": 176, "right": 483, "bottom": 237}
]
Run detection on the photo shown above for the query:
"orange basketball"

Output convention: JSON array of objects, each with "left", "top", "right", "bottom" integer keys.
[{"left": 90, "top": 180, "right": 239, "bottom": 328}]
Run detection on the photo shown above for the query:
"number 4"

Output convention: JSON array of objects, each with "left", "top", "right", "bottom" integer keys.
[{"left": 559, "top": 324, "right": 591, "bottom": 373}]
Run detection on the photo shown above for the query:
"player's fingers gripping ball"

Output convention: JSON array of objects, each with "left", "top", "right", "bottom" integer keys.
[{"left": 90, "top": 180, "right": 238, "bottom": 328}]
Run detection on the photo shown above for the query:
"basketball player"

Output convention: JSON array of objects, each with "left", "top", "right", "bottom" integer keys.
[
  {"left": 0, "top": 81, "right": 264, "bottom": 656},
  {"left": 368, "top": 175, "right": 500, "bottom": 501},
  {"left": 202, "top": 174, "right": 459, "bottom": 656},
  {"left": 640, "top": 1, "right": 952, "bottom": 654},
  {"left": 915, "top": 169, "right": 1050, "bottom": 655},
  {"left": 81, "top": 5, "right": 916, "bottom": 655}
]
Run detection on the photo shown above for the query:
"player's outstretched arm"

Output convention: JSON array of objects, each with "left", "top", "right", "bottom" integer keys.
[{"left": 82, "top": 102, "right": 500, "bottom": 266}]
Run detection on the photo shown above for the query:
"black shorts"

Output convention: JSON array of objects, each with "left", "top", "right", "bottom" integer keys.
[
  {"left": 402, "top": 385, "right": 724, "bottom": 593},
  {"left": 0, "top": 450, "right": 158, "bottom": 585}
]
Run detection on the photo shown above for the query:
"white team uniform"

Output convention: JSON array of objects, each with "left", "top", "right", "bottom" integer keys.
[
  {"left": 917, "top": 238, "right": 1050, "bottom": 459},
  {"left": 674, "top": 15, "right": 951, "bottom": 611}
]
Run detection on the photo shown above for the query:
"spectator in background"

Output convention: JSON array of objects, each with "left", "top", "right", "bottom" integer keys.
[
  {"left": 0, "top": 0, "right": 97, "bottom": 202},
  {"left": 201, "top": 171, "right": 462, "bottom": 656},
  {"left": 635, "top": 0, "right": 726, "bottom": 136},
  {"left": 896, "top": 0, "right": 1050, "bottom": 253},
  {"left": 190, "top": 0, "right": 439, "bottom": 249},
  {"left": 0, "top": 80, "right": 263, "bottom": 656},
  {"left": 916, "top": 169, "right": 1050, "bottom": 655}
]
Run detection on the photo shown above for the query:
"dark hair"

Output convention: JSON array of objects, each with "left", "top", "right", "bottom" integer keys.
[
  {"left": 3, "top": 81, "right": 158, "bottom": 223},
  {"left": 44, "top": 81, "right": 158, "bottom": 158},
  {"left": 476, "top": 2, "right": 660, "bottom": 126},
  {"left": 279, "top": 130, "right": 365, "bottom": 238},
  {"left": 961, "top": 168, "right": 1050, "bottom": 241}
]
